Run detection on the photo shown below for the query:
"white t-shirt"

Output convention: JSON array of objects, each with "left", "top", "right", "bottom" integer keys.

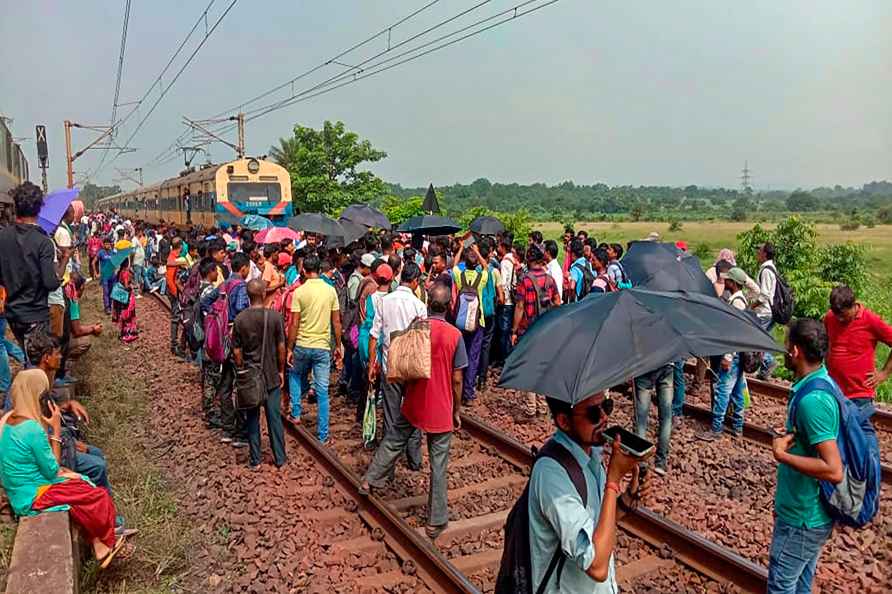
[{"left": 546, "top": 259, "right": 563, "bottom": 300}]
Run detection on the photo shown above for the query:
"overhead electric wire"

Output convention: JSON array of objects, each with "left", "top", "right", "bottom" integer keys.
[{"left": 89, "top": 0, "right": 224, "bottom": 181}]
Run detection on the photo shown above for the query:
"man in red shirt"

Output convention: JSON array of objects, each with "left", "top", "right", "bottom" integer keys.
[
  {"left": 359, "top": 283, "right": 467, "bottom": 539},
  {"left": 824, "top": 285, "right": 892, "bottom": 417}
]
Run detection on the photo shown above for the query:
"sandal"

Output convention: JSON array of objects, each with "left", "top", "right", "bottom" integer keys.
[
  {"left": 425, "top": 523, "right": 448, "bottom": 540},
  {"left": 99, "top": 535, "right": 128, "bottom": 570}
]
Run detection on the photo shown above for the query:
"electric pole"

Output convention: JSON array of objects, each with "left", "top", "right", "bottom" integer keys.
[
  {"left": 63, "top": 120, "right": 133, "bottom": 188},
  {"left": 182, "top": 113, "right": 245, "bottom": 159},
  {"left": 740, "top": 161, "right": 753, "bottom": 195},
  {"left": 233, "top": 112, "right": 245, "bottom": 159}
]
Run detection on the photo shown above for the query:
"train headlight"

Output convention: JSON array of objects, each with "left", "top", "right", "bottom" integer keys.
[{"left": 247, "top": 158, "right": 260, "bottom": 174}]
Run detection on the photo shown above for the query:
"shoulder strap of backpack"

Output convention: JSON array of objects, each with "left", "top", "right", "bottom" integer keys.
[
  {"left": 788, "top": 377, "right": 843, "bottom": 431},
  {"left": 534, "top": 439, "right": 587, "bottom": 594},
  {"left": 471, "top": 269, "right": 483, "bottom": 290}
]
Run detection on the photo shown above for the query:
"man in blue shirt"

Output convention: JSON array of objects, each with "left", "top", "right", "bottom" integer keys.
[
  {"left": 215, "top": 252, "right": 251, "bottom": 447},
  {"left": 529, "top": 392, "right": 649, "bottom": 593},
  {"left": 568, "top": 240, "right": 593, "bottom": 301}
]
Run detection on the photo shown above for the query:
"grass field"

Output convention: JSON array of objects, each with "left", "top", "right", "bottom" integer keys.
[{"left": 534, "top": 220, "right": 892, "bottom": 401}]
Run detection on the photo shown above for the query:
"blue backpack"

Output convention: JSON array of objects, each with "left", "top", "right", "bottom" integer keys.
[{"left": 788, "top": 377, "right": 881, "bottom": 528}]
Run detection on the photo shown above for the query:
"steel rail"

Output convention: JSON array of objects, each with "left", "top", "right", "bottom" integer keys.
[
  {"left": 460, "top": 412, "right": 769, "bottom": 593},
  {"left": 148, "top": 293, "right": 478, "bottom": 592},
  {"left": 684, "top": 362, "right": 892, "bottom": 432},
  {"left": 680, "top": 402, "right": 892, "bottom": 485}
]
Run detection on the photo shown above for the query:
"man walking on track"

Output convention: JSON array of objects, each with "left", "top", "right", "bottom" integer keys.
[
  {"left": 360, "top": 283, "right": 466, "bottom": 539},
  {"left": 232, "top": 279, "right": 287, "bottom": 469}
]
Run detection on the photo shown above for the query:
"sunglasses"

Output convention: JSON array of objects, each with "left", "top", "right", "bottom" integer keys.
[{"left": 572, "top": 396, "right": 614, "bottom": 424}]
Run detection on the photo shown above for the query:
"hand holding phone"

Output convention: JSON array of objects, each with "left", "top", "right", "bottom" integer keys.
[{"left": 603, "top": 425, "right": 656, "bottom": 458}]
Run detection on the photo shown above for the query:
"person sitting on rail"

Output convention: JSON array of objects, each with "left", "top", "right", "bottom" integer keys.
[
  {"left": 823, "top": 284, "right": 892, "bottom": 421},
  {"left": 0, "top": 369, "right": 128, "bottom": 569},
  {"left": 524, "top": 393, "right": 648, "bottom": 592},
  {"left": 768, "top": 318, "right": 843, "bottom": 594},
  {"left": 59, "top": 271, "right": 102, "bottom": 381},
  {"left": 359, "top": 282, "right": 466, "bottom": 540}
]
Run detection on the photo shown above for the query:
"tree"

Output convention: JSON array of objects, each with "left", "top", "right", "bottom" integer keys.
[
  {"left": 271, "top": 120, "right": 387, "bottom": 215},
  {"left": 379, "top": 195, "right": 424, "bottom": 225},
  {"left": 786, "top": 190, "right": 820, "bottom": 212},
  {"left": 78, "top": 183, "right": 122, "bottom": 209}
]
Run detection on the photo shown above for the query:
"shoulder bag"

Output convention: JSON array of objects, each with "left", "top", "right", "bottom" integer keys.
[{"left": 235, "top": 309, "right": 269, "bottom": 410}]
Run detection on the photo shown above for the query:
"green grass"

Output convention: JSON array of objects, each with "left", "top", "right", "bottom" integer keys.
[
  {"left": 75, "top": 286, "right": 195, "bottom": 593},
  {"left": 536, "top": 220, "right": 892, "bottom": 402}
]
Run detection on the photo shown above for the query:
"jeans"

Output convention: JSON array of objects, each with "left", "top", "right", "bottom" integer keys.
[
  {"left": 102, "top": 277, "right": 115, "bottom": 313},
  {"left": 364, "top": 413, "right": 452, "bottom": 527},
  {"left": 290, "top": 346, "right": 331, "bottom": 442},
  {"left": 244, "top": 386, "right": 287, "bottom": 467},
  {"left": 350, "top": 351, "right": 369, "bottom": 424},
  {"left": 0, "top": 318, "right": 26, "bottom": 400},
  {"left": 850, "top": 397, "right": 875, "bottom": 420},
  {"left": 132, "top": 265, "right": 145, "bottom": 292},
  {"left": 381, "top": 381, "right": 422, "bottom": 469},
  {"left": 496, "top": 304, "right": 514, "bottom": 363},
  {"left": 461, "top": 327, "right": 484, "bottom": 402},
  {"left": 758, "top": 315, "right": 776, "bottom": 375},
  {"left": 671, "top": 359, "right": 686, "bottom": 417},
  {"left": 74, "top": 445, "right": 111, "bottom": 494},
  {"left": 215, "top": 359, "right": 245, "bottom": 438},
  {"left": 767, "top": 517, "right": 833, "bottom": 594},
  {"left": 634, "top": 365, "right": 674, "bottom": 467},
  {"left": 477, "top": 314, "right": 496, "bottom": 387},
  {"left": 712, "top": 354, "right": 747, "bottom": 433}
]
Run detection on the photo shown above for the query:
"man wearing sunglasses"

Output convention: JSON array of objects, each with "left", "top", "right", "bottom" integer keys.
[{"left": 527, "top": 392, "right": 650, "bottom": 593}]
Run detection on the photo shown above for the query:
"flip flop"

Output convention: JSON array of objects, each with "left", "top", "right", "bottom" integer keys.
[
  {"left": 99, "top": 535, "right": 127, "bottom": 570},
  {"left": 425, "top": 523, "right": 448, "bottom": 540}
]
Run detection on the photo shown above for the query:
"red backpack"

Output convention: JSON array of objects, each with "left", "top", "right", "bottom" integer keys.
[{"left": 203, "top": 278, "right": 240, "bottom": 364}]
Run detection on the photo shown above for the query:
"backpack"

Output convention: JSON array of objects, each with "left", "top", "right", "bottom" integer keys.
[
  {"left": 568, "top": 262, "right": 595, "bottom": 303},
  {"left": 760, "top": 264, "right": 794, "bottom": 325},
  {"left": 788, "top": 377, "right": 881, "bottom": 528},
  {"left": 495, "top": 439, "right": 587, "bottom": 594},
  {"left": 204, "top": 278, "right": 239, "bottom": 364},
  {"left": 608, "top": 261, "right": 632, "bottom": 291},
  {"left": 523, "top": 270, "right": 555, "bottom": 320},
  {"left": 455, "top": 270, "right": 483, "bottom": 332}
]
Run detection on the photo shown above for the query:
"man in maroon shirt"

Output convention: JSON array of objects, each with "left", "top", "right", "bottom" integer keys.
[
  {"left": 824, "top": 285, "right": 892, "bottom": 417},
  {"left": 360, "top": 282, "right": 467, "bottom": 539}
]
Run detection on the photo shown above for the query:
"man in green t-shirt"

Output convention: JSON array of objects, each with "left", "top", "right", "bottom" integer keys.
[{"left": 769, "top": 318, "right": 843, "bottom": 594}]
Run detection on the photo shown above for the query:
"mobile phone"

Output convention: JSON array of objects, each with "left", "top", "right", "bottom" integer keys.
[
  {"left": 39, "top": 392, "right": 53, "bottom": 419},
  {"left": 462, "top": 235, "right": 476, "bottom": 249},
  {"left": 603, "top": 425, "right": 655, "bottom": 458}
]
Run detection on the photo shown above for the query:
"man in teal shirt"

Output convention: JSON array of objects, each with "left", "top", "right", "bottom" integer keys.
[{"left": 769, "top": 318, "right": 843, "bottom": 594}]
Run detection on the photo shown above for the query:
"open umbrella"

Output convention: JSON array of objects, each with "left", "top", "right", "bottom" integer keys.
[
  {"left": 100, "top": 248, "right": 134, "bottom": 279},
  {"left": 340, "top": 204, "right": 391, "bottom": 229},
  {"left": 469, "top": 215, "right": 505, "bottom": 235},
  {"left": 397, "top": 214, "right": 461, "bottom": 236},
  {"left": 254, "top": 226, "right": 302, "bottom": 245},
  {"left": 38, "top": 188, "right": 79, "bottom": 235},
  {"left": 498, "top": 288, "right": 779, "bottom": 405},
  {"left": 336, "top": 218, "right": 371, "bottom": 245},
  {"left": 622, "top": 241, "right": 714, "bottom": 296},
  {"left": 240, "top": 214, "right": 273, "bottom": 231},
  {"left": 287, "top": 213, "right": 344, "bottom": 237}
]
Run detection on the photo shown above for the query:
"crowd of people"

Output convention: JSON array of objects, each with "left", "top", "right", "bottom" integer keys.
[
  {"left": 0, "top": 182, "right": 135, "bottom": 570},
  {"left": 1, "top": 179, "right": 889, "bottom": 593}
]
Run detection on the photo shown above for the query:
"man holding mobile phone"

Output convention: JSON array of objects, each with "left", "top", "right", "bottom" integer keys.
[{"left": 526, "top": 392, "right": 651, "bottom": 592}]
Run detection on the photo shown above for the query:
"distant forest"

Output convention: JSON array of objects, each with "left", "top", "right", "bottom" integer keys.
[{"left": 387, "top": 179, "right": 892, "bottom": 224}]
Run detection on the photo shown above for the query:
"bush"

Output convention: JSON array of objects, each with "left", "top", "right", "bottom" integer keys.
[
  {"left": 840, "top": 220, "right": 860, "bottom": 231},
  {"left": 693, "top": 242, "right": 712, "bottom": 262},
  {"left": 817, "top": 242, "right": 867, "bottom": 295},
  {"left": 668, "top": 219, "right": 683, "bottom": 232},
  {"left": 380, "top": 194, "right": 424, "bottom": 225}
]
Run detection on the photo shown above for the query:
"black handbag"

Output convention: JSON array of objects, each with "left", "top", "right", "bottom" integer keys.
[{"left": 235, "top": 310, "right": 268, "bottom": 410}]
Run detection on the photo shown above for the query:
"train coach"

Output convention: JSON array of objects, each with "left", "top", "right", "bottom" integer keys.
[{"left": 96, "top": 157, "right": 292, "bottom": 227}]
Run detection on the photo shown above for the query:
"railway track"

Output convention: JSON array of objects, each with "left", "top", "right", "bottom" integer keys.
[{"left": 150, "top": 292, "right": 771, "bottom": 591}]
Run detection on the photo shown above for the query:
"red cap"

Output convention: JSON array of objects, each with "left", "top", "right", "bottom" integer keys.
[
  {"left": 277, "top": 252, "right": 292, "bottom": 267},
  {"left": 675, "top": 240, "right": 688, "bottom": 251},
  {"left": 374, "top": 263, "right": 394, "bottom": 283}
]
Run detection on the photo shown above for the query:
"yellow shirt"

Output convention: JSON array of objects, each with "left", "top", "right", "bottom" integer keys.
[
  {"left": 114, "top": 239, "right": 133, "bottom": 251},
  {"left": 291, "top": 278, "right": 340, "bottom": 350}
]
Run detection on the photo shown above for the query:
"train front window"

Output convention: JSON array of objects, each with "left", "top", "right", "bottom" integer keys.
[{"left": 227, "top": 183, "right": 281, "bottom": 203}]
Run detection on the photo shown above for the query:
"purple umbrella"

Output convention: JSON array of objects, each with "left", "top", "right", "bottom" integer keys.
[{"left": 38, "top": 188, "right": 80, "bottom": 235}]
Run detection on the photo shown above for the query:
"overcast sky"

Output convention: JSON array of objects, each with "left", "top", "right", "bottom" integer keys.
[{"left": 2, "top": 1, "right": 890, "bottom": 191}]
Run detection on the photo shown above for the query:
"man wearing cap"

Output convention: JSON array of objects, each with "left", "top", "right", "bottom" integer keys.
[
  {"left": 697, "top": 267, "right": 750, "bottom": 441},
  {"left": 349, "top": 253, "right": 375, "bottom": 302}
]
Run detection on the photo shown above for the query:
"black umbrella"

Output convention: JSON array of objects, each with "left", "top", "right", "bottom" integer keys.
[
  {"left": 340, "top": 204, "right": 391, "bottom": 229},
  {"left": 622, "top": 241, "right": 714, "bottom": 296},
  {"left": 422, "top": 183, "right": 441, "bottom": 214},
  {"left": 330, "top": 218, "right": 370, "bottom": 247},
  {"left": 498, "top": 288, "right": 779, "bottom": 405},
  {"left": 469, "top": 215, "right": 505, "bottom": 235},
  {"left": 397, "top": 214, "right": 461, "bottom": 236},
  {"left": 287, "top": 213, "right": 343, "bottom": 237}
]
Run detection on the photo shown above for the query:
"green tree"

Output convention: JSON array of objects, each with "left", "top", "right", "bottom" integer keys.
[
  {"left": 379, "top": 194, "right": 424, "bottom": 225},
  {"left": 78, "top": 182, "right": 122, "bottom": 209},
  {"left": 271, "top": 120, "right": 387, "bottom": 215},
  {"left": 786, "top": 190, "right": 820, "bottom": 211}
]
